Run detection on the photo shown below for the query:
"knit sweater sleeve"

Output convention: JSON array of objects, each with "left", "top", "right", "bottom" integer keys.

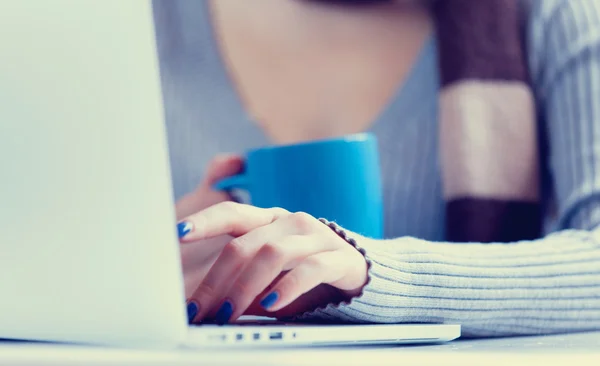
[
  {"left": 295, "top": 231, "right": 600, "bottom": 337},
  {"left": 296, "top": 0, "right": 600, "bottom": 337}
]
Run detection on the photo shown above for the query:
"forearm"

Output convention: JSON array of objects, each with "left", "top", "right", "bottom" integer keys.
[{"left": 295, "top": 229, "right": 600, "bottom": 337}]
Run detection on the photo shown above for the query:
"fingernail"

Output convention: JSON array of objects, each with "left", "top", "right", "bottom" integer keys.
[
  {"left": 177, "top": 221, "right": 193, "bottom": 239},
  {"left": 187, "top": 301, "right": 199, "bottom": 323},
  {"left": 215, "top": 300, "right": 233, "bottom": 325},
  {"left": 260, "top": 292, "right": 279, "bottom": 310}
]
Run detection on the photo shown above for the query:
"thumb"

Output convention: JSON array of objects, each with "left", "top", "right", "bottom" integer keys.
[
  {"left": 202, "top": 154, "right": 245, "bottom": 188},
  {"left": 175, "top": 154, "right": 244, "bottom": 220}
]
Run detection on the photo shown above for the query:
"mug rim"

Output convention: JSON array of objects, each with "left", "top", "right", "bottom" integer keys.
[{"left": 246, "top": 132, "right": 376, "bottom": 156}]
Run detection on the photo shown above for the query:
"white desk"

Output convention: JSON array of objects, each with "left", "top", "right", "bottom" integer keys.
[{"left": 1, "top": 332, "right": 600, "bottom": 366}]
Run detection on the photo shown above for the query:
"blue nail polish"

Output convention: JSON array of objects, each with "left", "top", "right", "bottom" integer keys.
[
  {"left": 187, "top": 302, "right": 199, "bottom": 323},
  {"left": 260, "top": 292, "right": 279, "bottom": 310},
  {"left": 215, "top": 301, "right": 233, "bottom": 325},
  {"left": 177, "top": 221, "right": 193, "bottom": 238}
]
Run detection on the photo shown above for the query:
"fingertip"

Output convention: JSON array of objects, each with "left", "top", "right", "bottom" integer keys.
[
  {"left": 206, "top": 154, "right": 245, "bottom": 185},
  {"left": 187, "top": 301, "right": 200, "bottom": 324},
  {"left": 259, "top": 291, "right": 279, "bottom": 310},
  {"left": 215, "top": 300, "right": 234, "bottom": 325},
  {"left": 177, "top": 221, "right": 194, "bottom": 239}
]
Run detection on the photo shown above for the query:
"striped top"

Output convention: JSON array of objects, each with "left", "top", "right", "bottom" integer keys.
[{"left": 152, "top": 0, "right": 600, "bottom": 336}]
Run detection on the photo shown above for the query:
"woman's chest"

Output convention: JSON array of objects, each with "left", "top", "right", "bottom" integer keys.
[
  {"left": 164, "top": 58, "right": 445, "bottom": 242},
  {"left": 208, "top": 0, "right": 433, "bottom": 144}
]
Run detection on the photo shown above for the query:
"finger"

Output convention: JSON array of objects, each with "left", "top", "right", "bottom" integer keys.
[
  {"left": 258, "top": 251, "right": 348, "bottom": 313},
  {"left": 187, "top": 219, "right": 299, "bottom": 323},
  {"left": 175, "top": 189, "right": 230, "bottom": 221},
  {"left": 178, "top": 202, "right": 288, "bottom": 242},
  {"left": 180, "top": 236, "right": 229, "bottom": 297},
  {"left": 222, "top": 235, "right": 332, "bottom": 323},
  {"left": 203, "top": 154, "right": 245, "bottom": 187}
]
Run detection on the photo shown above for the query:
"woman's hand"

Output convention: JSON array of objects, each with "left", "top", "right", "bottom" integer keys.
[
  {"left": 175, "top": 154, "right": 244, "bottom": 297},
  {"left": 179, "top": 202, "right": 369, "bottom": 324}
]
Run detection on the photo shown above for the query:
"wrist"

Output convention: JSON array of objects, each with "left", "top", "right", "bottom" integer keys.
[{"left": 318, "top": 218, "right": 373, "bottom": 299}]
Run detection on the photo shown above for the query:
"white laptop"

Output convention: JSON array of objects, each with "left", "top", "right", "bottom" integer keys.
[{"left": 0, "top": 0, "right": 460, "bottom": 349}]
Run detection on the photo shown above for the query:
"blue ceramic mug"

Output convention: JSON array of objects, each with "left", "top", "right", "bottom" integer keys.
[{"left": 213, "top": 133, "right": 384, "bottom": 238}]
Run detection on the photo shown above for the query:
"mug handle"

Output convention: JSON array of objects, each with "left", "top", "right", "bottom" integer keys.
[{"left": 213, "top": 174, "right": 248, "bottom": 191}]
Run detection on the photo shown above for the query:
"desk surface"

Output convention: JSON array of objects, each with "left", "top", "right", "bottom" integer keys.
[{"left": 2, "top": 332, "right": 600, "bottom": 366}]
